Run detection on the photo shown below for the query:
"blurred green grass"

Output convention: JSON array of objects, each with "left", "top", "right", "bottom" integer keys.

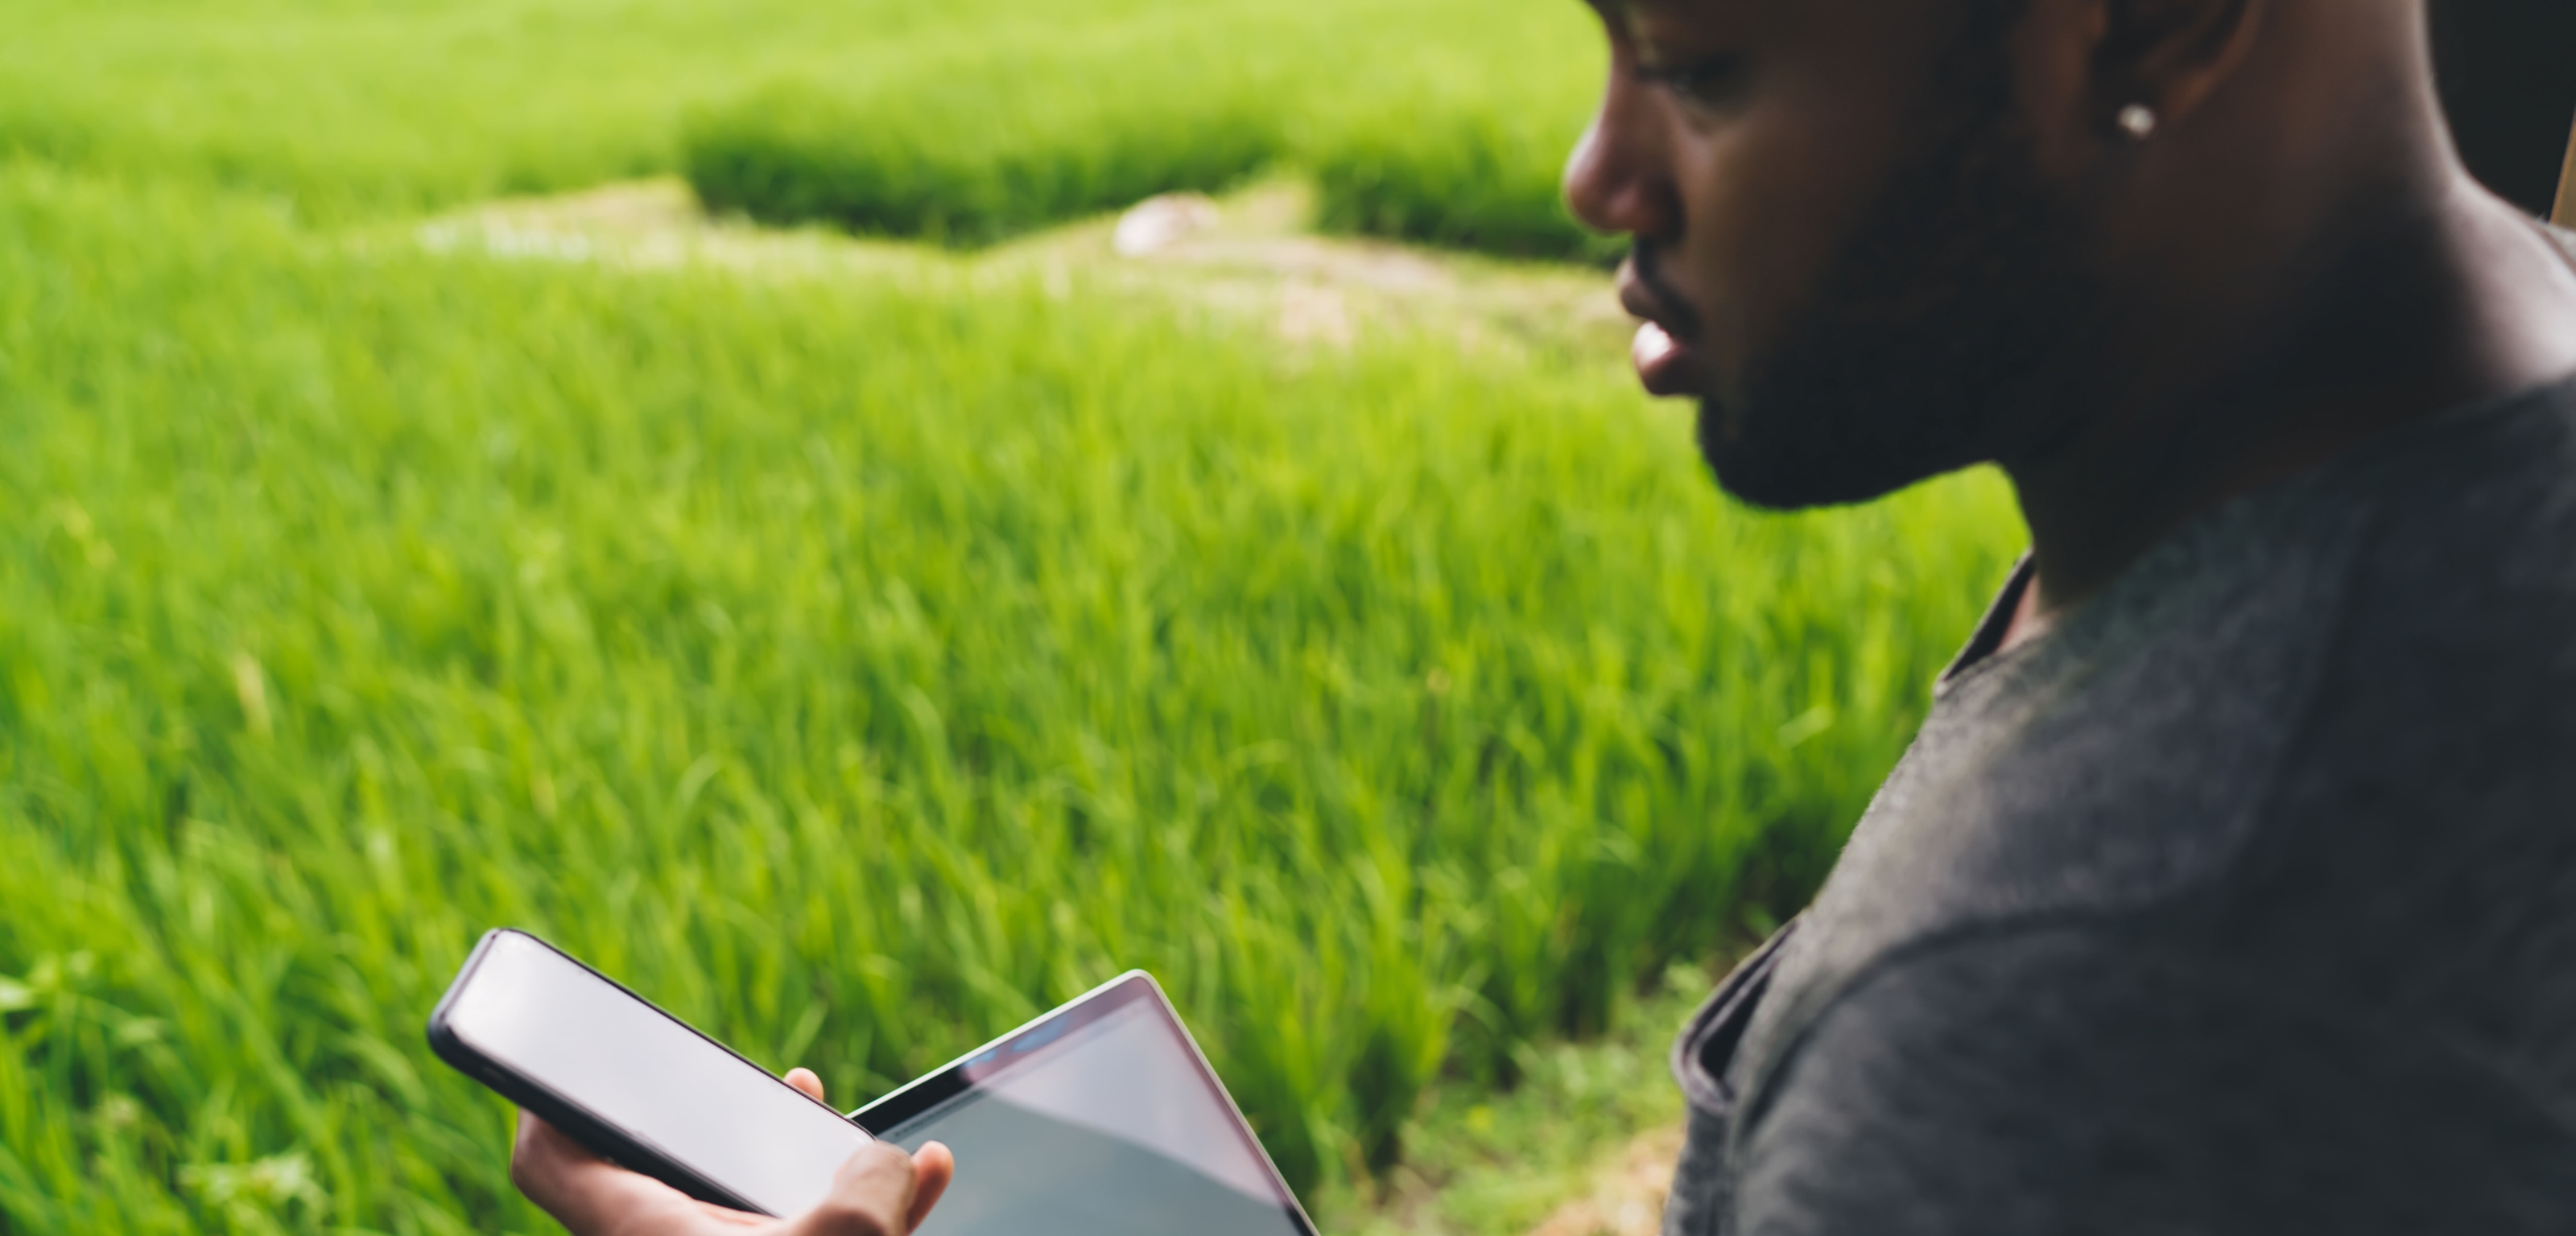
[
  {"left": 1, "top": 0, "right": 1604, "bottom": 256},
  {"left": 0, "top": 0, "right": 1187, "bottom": 218},
  {"left": 0, "top": 159, "right": 2021, "bottom": 1230},
  {"left": 683, "top": 64, "right": 1282, "bottom": 246},
  {"left": 1307, "top": 92, "right": 1621, "bottom": 266},
  {"left": 683, "top": 8, "right": 1609, "bottom": 254}
]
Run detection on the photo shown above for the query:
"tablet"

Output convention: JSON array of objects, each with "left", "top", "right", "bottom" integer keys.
[{"left": 852, "top": 972, "right": 1317, "bottom": 1236}]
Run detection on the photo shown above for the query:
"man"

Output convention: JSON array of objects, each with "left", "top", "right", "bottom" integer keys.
[
  {"left": 1571, "top": 0, "right": 2576, "bottom": 1231},
  {"left": 516, "top": 0, "right": 2576, "bottom": 1232}
]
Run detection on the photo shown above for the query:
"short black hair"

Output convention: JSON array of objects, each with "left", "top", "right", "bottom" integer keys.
[{"left": 2432, "top": 0, "right": 2576, "bottom": 216}]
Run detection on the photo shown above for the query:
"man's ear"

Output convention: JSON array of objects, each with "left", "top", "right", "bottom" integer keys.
[{"left": 2094, "top": 0, "right": 2267, "bottom": 134}]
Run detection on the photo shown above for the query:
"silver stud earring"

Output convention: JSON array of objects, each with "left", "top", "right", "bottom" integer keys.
[{"left": 2117, "top": 103, "right": 2160, "bottom": 141}]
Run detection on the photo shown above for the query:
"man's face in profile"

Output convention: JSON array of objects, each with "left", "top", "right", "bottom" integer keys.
[{"left": 1568, "top": 0, "right": 2106, "bottom": 509}]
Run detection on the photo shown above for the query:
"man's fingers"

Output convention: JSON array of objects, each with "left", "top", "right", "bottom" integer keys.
[
  {"left": 906, "top": 1142, "right": 954, "bottom": 1230},
  {"left": 510, "top": 1109, "right": 605, "bottom": 1216},
  {"left": 511, "top": 1110, "right": 724, "bottom": 1235},
  {"left": 510, "top": 1089, "right": 938, "bottom": 1236},
  {"left": 795, "top": 1140, "right": 922, "bottom": 1236},
  {"left": 785, "top": 1068, "right": 826, "bottom": 1104},
  {"left": 513, "top": 1110, "right": 650, "bottom": 1230}
]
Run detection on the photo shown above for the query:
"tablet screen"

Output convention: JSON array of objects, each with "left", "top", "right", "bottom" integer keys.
[{"left": 864, "top": 978, "right": 1309, "bottom": 1236}]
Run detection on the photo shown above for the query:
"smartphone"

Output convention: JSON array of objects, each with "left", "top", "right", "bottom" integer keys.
[{"left": 427, "top": 929, "right": 874, "bottom": 1217}]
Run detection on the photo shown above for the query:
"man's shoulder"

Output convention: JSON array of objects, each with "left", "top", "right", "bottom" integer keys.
[
  {"left": 1738, "top": 381, "right": 2576, "bottom": 1120},
  {"left": 2225, "top": 374, "right": 2576, "bottom": 1084},
  {"left": 2307, "top": 372, "right": 2576, "bottom": 801},
  {"left": 1827, "top": 373, "right": 2576, "bottom": 936},
  {"left": 1731, "top": 918, "right": 2576, "bottom": 1236},
  {"left": 1761, "top": 437, "right": 2388, "bottom": 1022}
]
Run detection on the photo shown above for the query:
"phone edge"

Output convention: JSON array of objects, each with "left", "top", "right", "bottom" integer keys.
[
  {"left": 850, "top": 968, "right": 1321, "bottom": 1236},
  {"left": 1125, "top": 970, "right": 1323, "bottom": 1236}
]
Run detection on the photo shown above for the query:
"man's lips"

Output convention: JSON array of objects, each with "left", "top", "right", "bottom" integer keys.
[
  {"left": 1616, "top": 260, "right": 1707, "bottom": 398},
  {"left": 1630, "top": 321, "right": 1703, "bottom": 398}
]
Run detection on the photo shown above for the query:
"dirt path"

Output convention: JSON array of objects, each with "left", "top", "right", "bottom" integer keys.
[
  {"left": 1523, "top": 1124, "right": 1684, "bottom": 1236},
  {"left": 402, "top": 178, "right": 1634, "bottom": 365}
]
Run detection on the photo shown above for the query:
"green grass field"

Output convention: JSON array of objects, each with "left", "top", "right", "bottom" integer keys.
[
  {"left": 2, "top": 0, "right": 1603, "bottom": 255},
  {"left": 0, "top": 3, "right": 2025, "bottom": 1232}
]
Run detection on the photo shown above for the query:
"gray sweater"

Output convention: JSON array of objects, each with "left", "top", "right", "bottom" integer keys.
[{"left": 1664, "top": 368, "right": 2576, "bottom": 1234}]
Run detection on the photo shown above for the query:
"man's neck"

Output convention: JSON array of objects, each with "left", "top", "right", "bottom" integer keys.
[{"left": 2004, "top": 178, "right": 2576, "bottom": 624}]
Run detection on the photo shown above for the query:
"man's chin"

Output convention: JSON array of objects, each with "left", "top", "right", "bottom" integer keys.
[{"left": 1695, "top": 396, "right": 1964, "bottom": 512}]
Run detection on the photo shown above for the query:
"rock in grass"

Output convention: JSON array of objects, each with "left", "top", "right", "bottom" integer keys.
[{"left": 1113, "top": 192, "right": 1221, "bottom": 257}]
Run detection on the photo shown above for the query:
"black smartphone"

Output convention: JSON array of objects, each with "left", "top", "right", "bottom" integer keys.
[{"left": 427, "top": 928, "right": 875, "bottom": 1217}]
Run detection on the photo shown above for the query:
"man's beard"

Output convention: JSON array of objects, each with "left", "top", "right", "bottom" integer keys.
[{"left": 1693, "top": 10, "right": 2106, "bottom": 509}]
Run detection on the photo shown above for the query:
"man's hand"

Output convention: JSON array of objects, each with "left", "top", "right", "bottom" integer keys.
[{"left": 510, "top": 1068, "right": 955, "bottom": 1236}]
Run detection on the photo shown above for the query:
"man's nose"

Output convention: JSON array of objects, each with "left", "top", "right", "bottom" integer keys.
[{"left": 1563, "top": 80, "right": 1681, "bottom": 241}]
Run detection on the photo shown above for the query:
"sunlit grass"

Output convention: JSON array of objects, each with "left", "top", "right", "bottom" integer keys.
[{"left": 0, "top": 162, "right": 2021, "bottom": 1231}]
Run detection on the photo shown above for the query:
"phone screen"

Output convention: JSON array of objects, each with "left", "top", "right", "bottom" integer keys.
[{"left": 439, "top": 931, "right": 873, "bottom": 1217}]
